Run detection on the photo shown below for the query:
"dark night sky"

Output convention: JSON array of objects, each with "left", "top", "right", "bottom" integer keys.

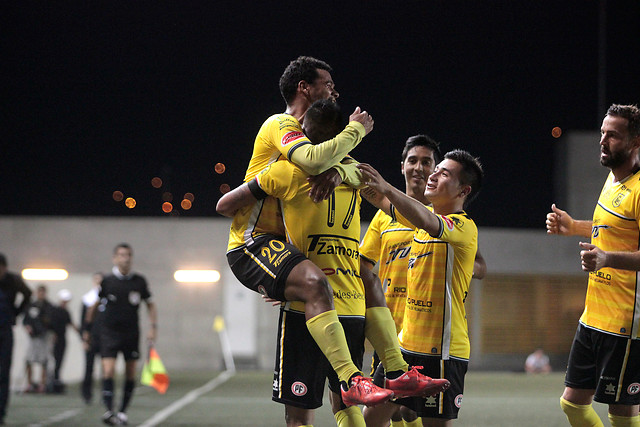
[{"left": 3, "top": 2, "right": 639, "bottom": 228}]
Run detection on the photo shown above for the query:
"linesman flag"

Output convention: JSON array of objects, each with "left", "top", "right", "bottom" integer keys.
[{"left": 141, "top": 346, "right": 169, "bottom": 394}]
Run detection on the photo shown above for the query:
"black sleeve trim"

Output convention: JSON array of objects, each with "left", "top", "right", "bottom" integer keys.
[
  {"left": 247, "top": 178, "right": 268, "bottom": 200},
  {"left": 287, "top": 141, "right": 312, "bottom": 160}
]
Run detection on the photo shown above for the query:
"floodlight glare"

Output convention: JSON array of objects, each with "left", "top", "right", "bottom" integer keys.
[
  {"left": 174, "top": 270, "right": 220, "bottom": 283},
  {"left": 22, "top": 268, "right": 69, "bottom": 281}
]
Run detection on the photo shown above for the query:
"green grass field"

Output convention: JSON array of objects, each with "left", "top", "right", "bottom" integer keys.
[{"left": 6, "top": 370, "right": 611, "bottom": 426}]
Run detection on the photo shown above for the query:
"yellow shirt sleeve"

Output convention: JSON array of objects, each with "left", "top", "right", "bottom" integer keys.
[{"left": 289, "top": 121, "right": 366, "bottom": 175}]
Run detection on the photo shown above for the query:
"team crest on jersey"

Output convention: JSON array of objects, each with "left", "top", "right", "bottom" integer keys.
[
  {"left": 454, "top": 394, "right": 463, "bottom": 408},
  {"left": 281, "top": 131, "right": 305, "bottom": 147},
  {"left": 612, "top": 192, "right": 627, "bottom": 207},
  {"left": 442, "top": 215, "right": 455, "bottom": 231},
  {"left": 128, "top": 291, "right": 141, "bottom": 306},
  {"left": 628, "top": 383, "right": 640, "bottom": 395},
  {"left": 291, "top": 381, "right": 308, "bottom": 396}
]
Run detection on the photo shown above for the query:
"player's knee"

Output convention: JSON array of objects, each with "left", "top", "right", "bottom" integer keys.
[
  {"left": 560, "top": 397, "right": 604, "bottom": 427},
  {"left": 302, "top": 273, "right": 333, "bottom": 304}
]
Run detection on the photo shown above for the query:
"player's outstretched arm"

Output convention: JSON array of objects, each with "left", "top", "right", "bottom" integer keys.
[
  {"left": 546, "top": 204, "right": 591, "bottom": 237},
  {"left": 290, "top": 107, "right": 373, "bottom": 176},
  {"left": 216, "top": 183, "right": 258, "bottom": 217},
  {"left": 358, "top": 163, "right": 440, "bottom": 235}
]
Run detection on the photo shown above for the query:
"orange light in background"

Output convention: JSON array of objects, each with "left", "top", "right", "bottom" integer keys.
[
  {"left": 215, "top": 163, "right": 226, "bottom": 174},
  {"left": 220, "top": 184, "right": 230, "bottom": 194},
  {"left": 552, "top": 126, "right": 562, "bottom": 138},
  {"left": 184, "top": 192, "right": 194, "bottom": 202},
  {"left": 151, "top": 177, "right": 163, "bottom": 188},
  {"left": 125, "top": 197, "right": 136, "bottom": 209},
  {"left": 162, "top": 192, "right": 173, "bottom": 202},
  {"left": 113, "top": 191, "right": 124, "bottom": 202},
  {"left": 162, "top": 202, "right": 173, "bottom": 213},
  {"left": 181, "top": 199, "right": 192, "bottom": 210}
]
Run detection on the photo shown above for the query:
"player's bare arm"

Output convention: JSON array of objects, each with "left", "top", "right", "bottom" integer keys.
[
  {"left": 358, "top": 163, "right": 440, "bottom": 235},
  {"left": 546, "top": 204, "right": 592, "bottom": 237},
  {"left": 216, "top": 183, "right": 257, "bottom": 217}
]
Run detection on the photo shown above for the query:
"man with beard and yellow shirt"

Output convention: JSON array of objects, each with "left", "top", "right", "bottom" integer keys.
[{"left": 547, "top": 104, "right": 640, "bottom": 427}]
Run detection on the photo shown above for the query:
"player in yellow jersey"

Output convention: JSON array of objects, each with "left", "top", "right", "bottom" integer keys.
[
  {"left": 357, "top": 149, "right": 483, "bottom": 427},
  {"left": 360, "top": 136, "right": 486, "bottom": 427},
  {"left": 224, "top": 57, "right": 391, "bottom": 410},
  {"left": 219, "top": 101, "right": 448, "bottom": 426},
  {"left": 546, "top": 104, "right": 640, "bottom": 427}
]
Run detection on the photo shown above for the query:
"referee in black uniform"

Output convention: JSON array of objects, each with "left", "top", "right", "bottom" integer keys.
[{"left": 85, "top": 243, "right": 157, "bottom": 426}]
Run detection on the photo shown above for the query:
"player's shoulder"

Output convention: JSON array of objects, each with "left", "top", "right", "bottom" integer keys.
[
  {"left": 441, "top": 211, "right": 477, "bottom": 233},
  {"left": 262, "top": 113, "right": 301, "bottom": 131}
]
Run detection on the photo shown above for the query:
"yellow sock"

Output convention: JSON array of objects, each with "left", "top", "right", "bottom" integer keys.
[
  {"left": 335, "top": 405, "right": 365, "bottom": 427},
  {"left": 560, "top": 397, "right": 604, "bottom": 427},
  {"left": 404, "top": 418, "right": 422, "bottom": 427},
  {"left": 364, "top": 307, "right": 408, "bottom": 373},
  {"left": 609, "top": 413, "right": 640, "bottom": 427},
  {"left": 307, "top": 310, "right": 359, "bottom": 383},
  {"left": 391, "top": 420, "right": 404, "bottom": 427}
]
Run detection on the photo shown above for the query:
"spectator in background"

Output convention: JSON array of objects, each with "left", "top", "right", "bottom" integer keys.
[
  {"left": 525, "top": 348, "right": 552, "bottom": 374},
  {"left": 80, "top": 272, "right": 103, "bottom": 404},
  {"left": 49, "top": 289, "right": 78, "bottom": 393},
  {"left": 0, "top": 253, "right": 32, "bottom": 425},
  {"left": 23, "top": 284, "right": 54, "bottom": 393}
]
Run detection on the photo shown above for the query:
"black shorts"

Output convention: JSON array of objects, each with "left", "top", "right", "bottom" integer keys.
[
  {"left": 565, "top": 323, "right": 640, "bottom": 405},
  {"left": 272, "top": 308, "right": 365, "bottom": 409},
  {"left": 99, "top": 328, "right": 140, "bottom": 361},
  {"left": 373, "top": 351, "right": 468, "bottom": 419},
  {"left": 227, "top": 235, "right": 307, "bottom": 301}
]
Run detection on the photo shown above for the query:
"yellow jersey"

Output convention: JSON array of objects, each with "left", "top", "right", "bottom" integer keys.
[
  {"left": 252, "top": 159, "right": 366, "bottom": 317},
  {"left": 226, "top": 113, "right": 365, "bottom": 252},
  {"left": 360, "top": 209, "right": 414, "bottom": 332},
  {"left": 394, "top": 207, "right": 477, "bottom": 360},
  {"left": 580, "top": 170, "right": 640, "bottom": 339}
]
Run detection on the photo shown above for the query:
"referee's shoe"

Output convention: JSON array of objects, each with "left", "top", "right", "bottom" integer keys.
[
  {"left": 385, "top": 366, "right": 450, "bottom": 398},
  {"left": 341, "top": 374, "right": 394, "bottom": 407}
]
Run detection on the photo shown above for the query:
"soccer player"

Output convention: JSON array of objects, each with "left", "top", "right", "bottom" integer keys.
[
  {"left": 85, "top": 244, "right": 157, "bottom": 426},
  {"left": 546, "top": 104, "right": 640, "bottom": 427},
  {"left": 357, "top": 149, "right": 483, "bottom": 427},
  {"left": 219, "top": 100, "right": 448, "bottom": 426},
  {"left": 360, "top": 135, "right": 485, "bottom": 427},
  {"left": 225, "top": 55, "right": 409, "bottom": 407}
]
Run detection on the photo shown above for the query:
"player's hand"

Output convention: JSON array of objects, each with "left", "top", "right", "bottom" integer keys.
[
  {"left": 546, "top": 204, "right": 574, "bottom": 236},
  {"left": 349, "top": 107, "right": 374, "bottom": 135},
  {"left": 147, "top": 329, "right": 157, "bottom": 344},
  {"left": 261, "top": 294, "right": 283, "bottom": 308},
  {"left": 360, "top": 186, "right": 386, "bottom": 207},
  {"left": 357, "top": 163, "right": 390, "bottom": 195},
  {"left": 579, "top": 242, "right": 607, "bottom": 272},
  {"left": 308, "top": 168, "right": 342, "bottom": 203}
]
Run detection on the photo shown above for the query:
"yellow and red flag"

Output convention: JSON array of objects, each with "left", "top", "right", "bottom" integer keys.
[{"left": 141, "top": 347, "right": 169, "bottom": 394}]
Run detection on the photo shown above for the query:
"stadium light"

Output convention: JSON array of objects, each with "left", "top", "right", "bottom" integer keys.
[
  {"left": 174, "top": 269, "right": 220, "bottom": 283},
  {"left": 22, "top": 268, "right": 69, "bottom": 281}
]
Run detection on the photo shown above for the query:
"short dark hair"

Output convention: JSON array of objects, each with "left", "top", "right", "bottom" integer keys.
[
  {"left": 0, "top": 253, "right": 6, "bottom": 267},
  {"left": 304, "top": 99, "right": 343, "bottom": 144},
  {"left": 279, "top": 56, "right": 333, "bottom": 104},
  {"left": 402, "top": 134, "right": 442, "bottom": 165},
  {"left": 113, "top": 243, "right": 132, "bottom": 254},
  {"left": 444, "top": 149, "right": 484, "bottom": 208},
  {"left": 607, "top": 104, "right": 640, "bottom": 138}
]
